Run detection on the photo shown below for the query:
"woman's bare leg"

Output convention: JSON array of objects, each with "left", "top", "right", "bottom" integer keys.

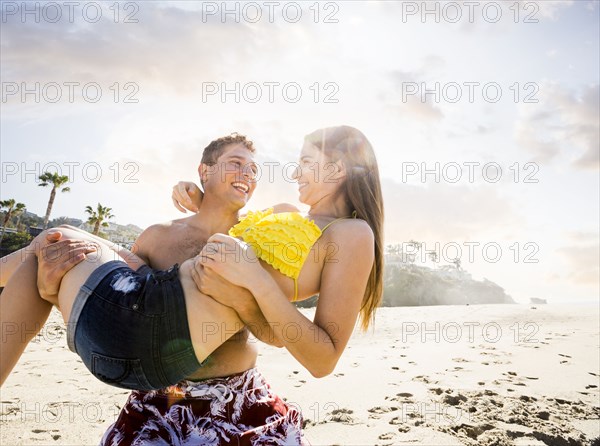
[
  {"left": 49, "top": 228, "right": 133, "bottom": 323},
  {"left": 0, "top": 244, "right": 36, "bottom": 287},
  {"left": 2, "top": 226, "right": 242, "bottom": 383},
  {"left": 1, "top": 229, "right": 111, "bottom": 288},
  {"left": 1, "top": 227, "right": 132, "bottom": 386},
  {"left": 178, "top": 260, "right": 246, "bottom": 363},
  {"left": 0, "top": 254, "right": 52, "bottom": 386}
]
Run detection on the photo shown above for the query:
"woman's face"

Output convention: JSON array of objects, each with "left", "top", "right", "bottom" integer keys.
[{"left": 293, "top": 141, "right": 343, "bottom": 205}]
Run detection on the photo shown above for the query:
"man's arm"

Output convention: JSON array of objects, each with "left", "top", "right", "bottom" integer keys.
[{"left": 129, "top": 225, "right": 158, "bottom": 268}]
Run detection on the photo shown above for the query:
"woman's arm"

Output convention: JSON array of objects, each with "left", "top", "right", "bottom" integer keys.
[
  {"left": 172, "top": 181, "right": 203, "bottom": 213},
  {"left": 201, "top": 220, "right": 375, "bottom": 377},
  {"left": 171, "top": 181, "right": 300, "bottom": 215},
  {"left": 189, "top": 260, "right": 284, "bottom": 347}
]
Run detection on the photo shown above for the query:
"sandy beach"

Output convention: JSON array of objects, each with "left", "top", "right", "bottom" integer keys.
[{"left": 1, "top": 304, "right": 599, "bottom": 446}]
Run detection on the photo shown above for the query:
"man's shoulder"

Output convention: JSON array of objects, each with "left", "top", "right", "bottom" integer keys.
[{"left": 139, "top": 219, "right": 190, "bottom": 240}]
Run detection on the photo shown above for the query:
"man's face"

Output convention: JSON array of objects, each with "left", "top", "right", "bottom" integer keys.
[{"left": 200, "top": 143, "right": 258, "bottom": 209}]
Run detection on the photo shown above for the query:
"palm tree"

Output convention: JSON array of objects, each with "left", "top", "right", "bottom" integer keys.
[
  {"left": 451, "top": 257, "right": 462, "bottom": 270},
  {"left": 406, "top": 239, "right": 422, "bottom": 265},
  {"left": 12, "top": 203, "right": 26, "bottom": 230},
  {"left": 39, "top": 172, "right": 70, "bottom": 229},
  {"left": 0, "top": 199, "right": 26, "bottom": 244},
  {"left": 85, "top": 203, "right": 114, "bottom": 236}
]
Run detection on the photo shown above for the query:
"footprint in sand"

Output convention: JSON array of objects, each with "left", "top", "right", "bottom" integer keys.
[
  {"left": 413, "top": 375, "right": 436, "bottom": 384},
  {"left": 452, "top": 357, "right": 471, "bottom": 363},
  {"left": 334, "top": 373, "right": 344, "bottom": 377},
  {"left": 396, "top": 392, "right": 413, "bottom": 398},
  {"left": 301, "top": 418, "right": 316, "bottom": 429},
  {"left": 558, "top": 353, "right": 572, "bottom": 358},
  {"left": 324, "top": 408, "right": 357, "bottom": 424},
  {"left": 369, "top": 406, "right": 399, "bottom": 414},
  {"left": 442, "top": 393, "right": 468, "bottom": 406},
  {"left": 385, "top": 392, "right": 414, "bottom": 404},
  {"left": 585, "top": 385, "right": 597, "bottom": 389},
  {"left": 378, "top": 431, "right": 396, "bottom": 440},
  {"left": 389, "top": 416, "right": 408, "bottom": 425}
]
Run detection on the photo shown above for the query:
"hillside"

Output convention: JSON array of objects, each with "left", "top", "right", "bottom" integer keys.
[{"left": 382, "top": 262, "right": 515, "bottom": 306}]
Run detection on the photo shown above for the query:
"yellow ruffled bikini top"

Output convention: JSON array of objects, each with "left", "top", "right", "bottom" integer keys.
[{"left": 228, "top": 207, "right": 354, "bottom": 301}]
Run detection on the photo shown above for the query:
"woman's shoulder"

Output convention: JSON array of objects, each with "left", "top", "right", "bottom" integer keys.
[
  {"left": 322, "top": 217, "right": 374, "bottom": 246},
  {"left": 238, "top": 203, "right": 299, "bottom": 220},
  {"left": 271, "top": 203, "right": 301, "bottom": 214}
]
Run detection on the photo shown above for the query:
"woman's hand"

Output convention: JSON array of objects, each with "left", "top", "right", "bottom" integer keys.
[
  {"left": 190, "top": 259, "right": 253, "bottom": 309},
  {"left": 198, "top": 233, "right": 266, "bottom": 289},
  {"left": 191, "top": 255, "right": 285, "bottom": 347},
  {"left": 172, "top": 181, "right": 203, "bottom": 213}
]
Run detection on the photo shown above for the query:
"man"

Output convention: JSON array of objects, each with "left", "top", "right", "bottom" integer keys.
[{"left": 37, "top": 134, "right": 306, "bottom": 445}]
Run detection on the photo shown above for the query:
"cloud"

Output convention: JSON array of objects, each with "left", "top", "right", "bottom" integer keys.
[
  {"left": 514, "top": 82, "right": 599, "bottom": 170},
  {"left": 511, "top": 0, "right": 574, "bottom": 20},
  {"left": 381, "top": 179, "right": 521, "bottom": 244},
  {"left": 555, "top": 229, "right": 599, "bottom": 288},
  {"left": 386, "top": 63, "right": 447, "bottom": 123},
  {"left": 0, "top": 2, "right": 320, "bottom": 96},
  {"left": 565, "top": 230, "right": 600, "bottom": 244},
  {"left": 557, "top": 244, "right": 600, "bottom": 287}
]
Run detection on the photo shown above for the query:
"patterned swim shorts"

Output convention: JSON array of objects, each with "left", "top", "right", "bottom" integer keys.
[{"left": 100, "top": 367, "right": 308, "bottom": 445}]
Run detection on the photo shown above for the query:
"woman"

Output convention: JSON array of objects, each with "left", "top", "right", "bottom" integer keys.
[{"left": 0, "top": 125, "right": 384, "bottom": 390}]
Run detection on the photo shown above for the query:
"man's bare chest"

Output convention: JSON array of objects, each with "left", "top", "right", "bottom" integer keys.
[{"left": 150, "top": 230, "right": 209, "bottom": 270}]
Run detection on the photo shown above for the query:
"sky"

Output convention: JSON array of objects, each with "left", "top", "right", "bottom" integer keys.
[{"left": 1, "top": 0, "right": 598, "bottom": 304}]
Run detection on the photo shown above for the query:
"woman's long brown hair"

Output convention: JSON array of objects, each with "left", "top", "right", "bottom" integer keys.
[{"left": 305, "top": 126, "right": 384, "bottom": 331}]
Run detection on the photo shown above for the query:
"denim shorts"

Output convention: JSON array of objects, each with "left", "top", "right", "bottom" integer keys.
[{"left": 66, "top": 260, "right": 202, "bottom": 390}]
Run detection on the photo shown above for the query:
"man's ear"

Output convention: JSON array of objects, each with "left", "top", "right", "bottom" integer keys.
[{"left": 198, "top": 163, "right": 208, "bottom": 187}]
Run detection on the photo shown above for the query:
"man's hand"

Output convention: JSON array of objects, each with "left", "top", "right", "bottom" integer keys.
[
  {"left": 36, "top": 231, "right": 98, "bottom": 302},
  {"left": 172, "top": 181, "right": 203, "bottom": 213}
]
